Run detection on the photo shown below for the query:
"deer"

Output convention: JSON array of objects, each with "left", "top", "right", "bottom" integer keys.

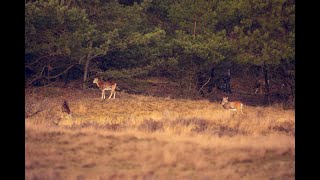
[
  {"left": 253, "top": 79, "right": 269, "bottom": 94},
  {"left": 93, "top": 77, "right": 117, "bottom": 99},
  {"left": 61, "top": 100, "right": 72, "bottom": 119},
  {"left": 221, "top": 97, "right": 244, "bottom": 114}
]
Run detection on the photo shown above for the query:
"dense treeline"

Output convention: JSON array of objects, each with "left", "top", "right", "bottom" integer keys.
[{"left": 25, "top": 0, "right": 294, "bottom": 102}]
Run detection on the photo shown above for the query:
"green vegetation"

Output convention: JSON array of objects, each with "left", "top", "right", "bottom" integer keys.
[{"left": 25, "top": 0, "right": 295, "bottom": 103}]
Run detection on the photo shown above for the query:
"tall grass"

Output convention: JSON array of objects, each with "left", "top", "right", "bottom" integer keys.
[{"left": 25, "top": 87, "right": 295, "bottom": 179}]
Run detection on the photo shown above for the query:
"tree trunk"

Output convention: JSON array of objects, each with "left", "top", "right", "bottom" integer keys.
[
  {"left": 284, "top": 64, "right": 294, "bottom": 97},
  {"left": 47, "top": 62, "right": 52, "bottom": 86},
  {"left": 226, "top": 68, "right": 232, "bottom": 94},
  {"left": 82, "top": 58, "right": 90, "bottom": 89},
  {"left": 63, "top": 69, "right": 70, "bottom": 87},
  {"left": 197, "top": 71, "right": 205, "bottom": 96},
  {"left": 263, "top": 62, "right": 270, "bottom": 104},
  {"left": 208, "top": 66, "right": 215, "bottom": 93},
  {"left": 47, "top": 66, "right": 50, "bottom": 85},
  {"left": 82, "top": 42, "right": 93, "bottom": 89}
]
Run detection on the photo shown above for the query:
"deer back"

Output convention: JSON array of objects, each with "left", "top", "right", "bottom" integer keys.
[
  {"left": 98, "top": 80, "right": 116, "bottom": 90},
  {"left": 223, "top": 101, "right": 242, "bottom": 110}
]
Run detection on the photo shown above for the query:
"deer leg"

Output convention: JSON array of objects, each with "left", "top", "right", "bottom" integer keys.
[
  {"left": 108, "top": 91, "right": 113, "bottom": 99},
  {"left": 113, "top": 91, "right": 116, "bottom": 99},
  {"left": 101, "top": 90, "right": 104, "bottom": 99},
  {"left": 103, "top": 90, "right": 106, "bottom": 99},
  {"left": 240, "top": 104, "right": 244, "bottom": 114}
]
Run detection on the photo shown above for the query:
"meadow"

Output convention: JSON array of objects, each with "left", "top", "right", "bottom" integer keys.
[{"left": 25, "top": 84, "right": 295, "bottom": 180}]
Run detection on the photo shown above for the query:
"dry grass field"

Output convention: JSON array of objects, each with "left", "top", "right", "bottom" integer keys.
[{"left": 25, "top": 86, "right": 295, "bottom": 180}]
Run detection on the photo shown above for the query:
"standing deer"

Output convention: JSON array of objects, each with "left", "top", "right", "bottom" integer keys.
[
  {"left": 221, "top": 97, "right": 244, "bottom": 114},
  {"left": 93, "top": 77, "right": 117, "bottom": 99}
]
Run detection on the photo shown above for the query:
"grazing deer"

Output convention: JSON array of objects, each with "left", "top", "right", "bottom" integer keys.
[
  {"left": 253, "top": 79, "right": 269, "bottom": 94},
  {"left": 221, "top": 97, "right": 244, "bottom": 114},
  {"left": 61, "top": 100, "right": 72, "bottom": 119},
  {"left": 93, "top": 77, "right": 117, "bottom": 99}
]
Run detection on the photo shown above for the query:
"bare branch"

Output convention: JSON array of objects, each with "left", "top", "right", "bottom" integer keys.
[
  {"left": 198, "top": 77, "right": 211, "bottom": 93},
  {"left": 25, "top": 55, "right": 50, "bottom": 69},
  {"left": 46, "top": 65, "right": 75, "bottom": 79},
  {"left": 27, "top": 64, "right": 75, "bottom": 86},
  {"left": 78, "top": 55, "right": 86, "bottom": 64}
]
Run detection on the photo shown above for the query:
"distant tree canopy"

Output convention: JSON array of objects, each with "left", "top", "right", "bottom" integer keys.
[{"left": 25, "top": 0, "right": 294, "bottom": 96}]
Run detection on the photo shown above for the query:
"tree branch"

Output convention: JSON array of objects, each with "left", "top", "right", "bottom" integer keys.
[
  {"left": 27, "top": 64, "right": 75, "bottom": 86},
  {"left": 46, "top": 64, "right": 75, "bottom": 79},
  {"left": 25, "top": 55, "right": 50, "bottom": 69},
  {"left": 198, "top": 77, "right": 211, "bottom": 93},
  {"left": 78, "top": 55, "right": 86, "bottom": 64}
]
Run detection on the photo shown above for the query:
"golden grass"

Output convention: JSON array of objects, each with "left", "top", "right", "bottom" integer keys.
[{"left": 25, "top": 87, "right": 295, "bottom": 180}]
